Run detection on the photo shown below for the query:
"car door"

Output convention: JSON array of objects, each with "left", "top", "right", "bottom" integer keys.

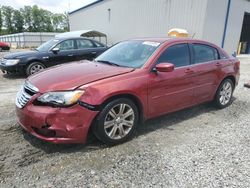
[
  {"left": 190, "top": 43, "right": 220, "bottom": 103},
  {"left": 148, "top": 43, "right": 195, "bottom": 118},
  {"left": 48, "top": 39, "right": 77, "bottom": 66},
  {"left": 75, "top": 39, "right": 105, "bottom": 61}
]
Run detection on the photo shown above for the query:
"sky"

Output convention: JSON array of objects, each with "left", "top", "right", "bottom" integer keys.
[{"left": 0, "top": 0, "right": 97, "bottom": 13}]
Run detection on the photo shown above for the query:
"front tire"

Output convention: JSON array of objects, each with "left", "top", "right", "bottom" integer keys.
[
  {"left": 93, "top": 98, "right": 139, "bottom": 145},
  {"left": 214, "top": 79, "right": 234, "bottom": 109},
  {"left": 26, "top": 62, "right": 46, "bottom": 76}
]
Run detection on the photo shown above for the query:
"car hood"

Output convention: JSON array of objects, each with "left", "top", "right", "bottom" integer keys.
[
  {"left": 4, "top": 50, "right": 40, "bottom": 59},
  {"left": 28, "top": 60, "right": 135, "bottom": 93}
]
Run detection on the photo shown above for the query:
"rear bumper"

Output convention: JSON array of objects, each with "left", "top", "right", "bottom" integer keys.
[{"left": 16, "top": 104, "right": 99, "bottom": 144}]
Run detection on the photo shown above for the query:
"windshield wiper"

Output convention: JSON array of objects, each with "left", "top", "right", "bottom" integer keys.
[{"left": 96, "top": 60, "right": 121, "bottom": 67}]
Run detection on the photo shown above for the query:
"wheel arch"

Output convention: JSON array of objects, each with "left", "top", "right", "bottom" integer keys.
[
  {"left": 224, "top": 75, "right": 236, "bottom": 88},
  {"left": 220, "top": 75, "right": 236, "bottom": 90},
  {"left": 25, "top": 59, "right": 46, "bottom": 68},
  {"left": 24, "top": 59, "right": 47, "bottom": 76},
  {"left": 100, "top": 93, "right": 145, "bottom": 123},
  {"left": 213, "top": 74, "right": 236, "bottom": 100},
  {"left": 88, "top": 93, "right": 145, "bottom": 144}
]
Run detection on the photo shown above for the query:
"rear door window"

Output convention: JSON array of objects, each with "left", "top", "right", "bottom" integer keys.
[
  {"left": 76, "top": 39, "right": 95, "bottom": 49},
  {"left": 193, "top": 44, "right": 219, "bottom": 64},
  {"left": 157, "top": 43, "right": 190, "bottom": 67}
]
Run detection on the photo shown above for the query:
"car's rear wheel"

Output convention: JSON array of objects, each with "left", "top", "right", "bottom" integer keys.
[
  {"left": 26, "top": 62, "right": 46, "bottom": 76},
  {"left": 93, "top": 98, "right": 139, "bottom": 145},
  {"left": 0, "top": 47, "right": 2, "bottom": 52},
  {"left": 214, "top": 79, "right": 234, "bottom": 108}
]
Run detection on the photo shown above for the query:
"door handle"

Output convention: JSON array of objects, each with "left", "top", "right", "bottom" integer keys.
[
  {"left": 91, "top": 52, "right": 97, "bottom": 54},
  {"left": 68, "top": 54, "right": 74, "bottom": 57},
  {"left": 185, "top": 68, "right": 194, "bottom": 74},
  {"left": 216, "top": 62, "right": 222, "bottom": 67}
]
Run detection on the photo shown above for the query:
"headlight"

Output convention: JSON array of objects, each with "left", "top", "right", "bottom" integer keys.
[
  {"left": 37, "top": 90, "right": 84, "bottom": 106},
  {"left": 5, "top": 59, "right": 20, "bottom": 66}
]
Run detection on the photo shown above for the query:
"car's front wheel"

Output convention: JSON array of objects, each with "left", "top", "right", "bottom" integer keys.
[
  {"left": 26, "top": 62, "right": 46, "bottom": 76},
  {"left": 93, "top": 98, "right": 139, "bottom": 145},
  {"left": 214, "top": 79, "right": 234, "bottom": 108}
]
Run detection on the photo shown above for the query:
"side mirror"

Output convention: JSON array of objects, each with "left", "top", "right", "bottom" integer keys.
[
  {"left": 155, "top": 63, "right": 174, "bottom": 72},
  {"left": 52, "top": 47, "right": 60, "bottom": 54}
]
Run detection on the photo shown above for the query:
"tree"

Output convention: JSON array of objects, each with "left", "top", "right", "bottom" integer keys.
[
  {"left": 21, "top": 6, "right": 33, "bottom": 31},
  {"left": 52, "top": 13, "right": 64, "bottom": 32},
  {"left": 31, "top": 5, "right": 42, "bottom": 32},
  {"left": 62, "top": 12, "right": 69, "bottom": 32},
  {"left": 1, "top": 5, "right": 69, "bottom": 35},
  {"left": 13, "top": 10, "right": 24, "bottom": 33},
  {"left": 41, "top": 9, "right": 53, "bottom": 32},
  {"left": 52, "top": 13, "right": 69, "bottom": 32},
  {"left": 2, "top": 6, "right": 14, "bottom": 34}
]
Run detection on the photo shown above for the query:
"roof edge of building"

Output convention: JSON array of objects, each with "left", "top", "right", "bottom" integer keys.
[{"left": 69, "top": 0, "right": 104, "bottom": 15}]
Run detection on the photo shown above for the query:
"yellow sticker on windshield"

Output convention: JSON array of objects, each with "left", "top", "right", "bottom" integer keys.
[{"left": 143, "top": 41, "right": 160, "bottom": 47}]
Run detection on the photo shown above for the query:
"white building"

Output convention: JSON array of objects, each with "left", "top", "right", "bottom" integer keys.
[{"left": 69, "top": 0, "right": 250, "bottom": 55}]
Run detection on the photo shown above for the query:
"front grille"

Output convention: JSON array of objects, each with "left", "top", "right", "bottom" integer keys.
[{"left": 16, "top": 82, "right": 38, "bottom": 108}]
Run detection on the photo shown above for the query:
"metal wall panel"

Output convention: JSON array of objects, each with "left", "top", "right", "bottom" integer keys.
[
  {"left": 202, "top": 0, "right": 228, "bottom": 46},
  {"left": 70, "top": 0, "right": 250, "bottom": 54},
  {"left": 203, "top": 0, "right": 250, "bottom": 54},
  {"left": 69, "top": 0, "right": 208, "bottom": 45},
  {"left": 223, "top": 0, "right": 250, "bottom": 54}
]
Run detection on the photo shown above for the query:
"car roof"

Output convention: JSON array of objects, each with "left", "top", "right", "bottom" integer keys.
[
  {"left": 130, "top": 37, "right": 222, "bottom": 50},
  {"left": 54, "top": 36, "right": 100, "bottom": 41},
  {"left": 131, "top": 37, "right": 215, "bottom": 45},
  {"left": 52, "top": 37, "right": 106, "bottom": 46}
]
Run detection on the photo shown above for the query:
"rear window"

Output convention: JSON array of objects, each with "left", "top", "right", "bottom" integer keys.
[
  {"left": 193, "top": 44, "right": 219, "bottom": 64},
  {"left": 76, "top": 39, "right": 94, "bottom": 49},
  {"left": 219, "top": 50, "right": 228, "bottom": 59}
]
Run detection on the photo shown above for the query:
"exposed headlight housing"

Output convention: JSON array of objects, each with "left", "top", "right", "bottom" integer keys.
[
  {"left": 4, "top": 59, "right": 20, "bottom": 66},
  {"left": 37, "top": 90, "right": 84, "bottom": 107}
]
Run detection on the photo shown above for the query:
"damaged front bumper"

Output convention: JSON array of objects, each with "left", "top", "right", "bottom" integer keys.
[{"left": 16, "top": 103, "right": 99, "bottom": 144}]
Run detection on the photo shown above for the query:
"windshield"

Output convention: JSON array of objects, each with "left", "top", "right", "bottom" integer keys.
[
  {"left": 36, "top": 39, "right": 60, "bottom": 52},
  {"left": 95, "top": 40, "right": 160, "bottom": 68}
]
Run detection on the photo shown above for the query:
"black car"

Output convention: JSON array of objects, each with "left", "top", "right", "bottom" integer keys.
[{"left": 0, "top": 37, "right": 107, "bottom": 76}]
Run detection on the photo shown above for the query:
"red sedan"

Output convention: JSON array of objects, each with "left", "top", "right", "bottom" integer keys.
[
  {"left": 15, "top": 38, "right": 240, "bottom": 145},
  {"left": 0, "top": 42, "right": 10, "bottom": 51}
]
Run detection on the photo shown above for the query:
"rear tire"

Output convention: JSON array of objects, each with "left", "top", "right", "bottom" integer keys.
[
  {"left": 214, "top": 79, "right": 234, "bottom": 109},
  {"left": 26, "top": 62, "right": 46, "bottom": 76},
  {"left": 0, "top": 47, "right": 2, "bottom": 52},
  {"left": 92, "top": 98, "right": 139, "bottom": 145}
]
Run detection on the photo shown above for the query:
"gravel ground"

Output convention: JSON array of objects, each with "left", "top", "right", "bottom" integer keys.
[{"left": 0, "top": 50, "right": 249, "bottom": 187}]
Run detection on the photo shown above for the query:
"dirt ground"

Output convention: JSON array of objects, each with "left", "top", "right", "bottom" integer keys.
[{"left": 0, "top": 51, "right": 249, "bottom": 187}]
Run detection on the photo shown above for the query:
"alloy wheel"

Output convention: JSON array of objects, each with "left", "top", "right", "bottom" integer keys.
[
  {"left": 30, "top": 64, "right": 45, "bottom": 75},
  {"left": 219, "top": 81, "right": 233, "bottom": 105},
  {"left": 104, "top": 103, "right": 135, "bottom": 140}
]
